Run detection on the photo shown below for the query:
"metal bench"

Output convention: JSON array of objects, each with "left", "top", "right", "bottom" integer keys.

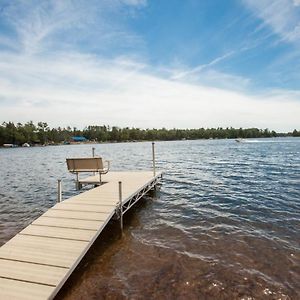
[{"left": 66, "top": 157, "right": 110, "bottom": 189}]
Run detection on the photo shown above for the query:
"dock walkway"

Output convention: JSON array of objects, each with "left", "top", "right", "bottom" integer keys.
[{"left": 0, "top": 171, "right": 162, "bottom": 299}]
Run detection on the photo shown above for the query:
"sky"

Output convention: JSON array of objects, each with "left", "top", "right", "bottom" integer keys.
[{"left": 0, "top": 0, "right": 300, "bottom": 131}]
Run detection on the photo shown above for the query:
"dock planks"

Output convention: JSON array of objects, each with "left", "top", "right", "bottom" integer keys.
[{"left": 0, "top": 171, "right": 162, "bottom": 299}]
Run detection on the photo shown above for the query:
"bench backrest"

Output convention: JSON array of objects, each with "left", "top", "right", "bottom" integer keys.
[{"left": 66, "top": 157, "right": 104, "bottom": 172}]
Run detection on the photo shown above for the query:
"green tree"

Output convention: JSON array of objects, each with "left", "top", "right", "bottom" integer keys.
[{"left": 37, "top": 122, "right": 49, "bottom": 144}]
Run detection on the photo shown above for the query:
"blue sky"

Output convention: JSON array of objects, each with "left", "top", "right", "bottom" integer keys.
[{"left": 0, "top": 0, "right": 299, "bottom": 131}]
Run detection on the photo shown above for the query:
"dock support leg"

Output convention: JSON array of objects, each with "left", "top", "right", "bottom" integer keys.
[
  {"left": 92, "top": 147, "right": 96, "bottom": 176},
  {"left": 57, "top": 179, "right": 62, "bottom": 203},
  {"left": 118, "top": 181, "right": 123, "bottom": 234},
  {"left": 152, "top": 142, "right": 156, "bottom": 177},
  {"left": 76, "top": 173, "right": 81, "bottom": 190}
]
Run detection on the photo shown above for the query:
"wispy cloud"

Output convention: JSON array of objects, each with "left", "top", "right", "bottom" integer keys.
[
  {"left": 0, "top": 34, "right": 17, "bottom": 50},
  {"left": 0, "top": 0, "right": 145, "bottom": 55},
  {"left": 243, "top": 0, "right": 300, "bottom": 44},
  {"left": 168, "top": 51, "right": 252, "bottom": 92},
  {"left": 171, "top": 51, "right": 236, "bottom": 80},
  {"left": 121, "top": 0, "right": 147, "bottom": 6}
]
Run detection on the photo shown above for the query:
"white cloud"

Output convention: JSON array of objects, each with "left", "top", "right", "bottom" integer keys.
[
  {"left": 0, "top": 52, "right": 299, "bottom": 131},
  {"left": 243, "top": 0, "right": 300, "bottom": 44},
  {"left": 0, "top": 0, "right": 299, "bottom": 132},
  {"left": 170, "top": 67, "right": 251, "bottom": 92}
]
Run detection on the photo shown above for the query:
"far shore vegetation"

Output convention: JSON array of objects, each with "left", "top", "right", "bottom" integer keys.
[{"left": 0, "top": 121, "right": 299, "bottom": 146}]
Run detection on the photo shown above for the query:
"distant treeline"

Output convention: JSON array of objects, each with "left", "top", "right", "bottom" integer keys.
[{"left": 0, "top": 121, "right": 299, "bottom": 146}]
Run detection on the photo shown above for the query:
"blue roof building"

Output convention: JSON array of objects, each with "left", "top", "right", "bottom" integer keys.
[{"left": 71, "top": 136, "right": 88, "bottom": 142}]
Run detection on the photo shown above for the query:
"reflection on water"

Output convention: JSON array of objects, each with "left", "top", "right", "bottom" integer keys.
[{"left": 0, "top": 138, "right": 300, "bottom": 299}]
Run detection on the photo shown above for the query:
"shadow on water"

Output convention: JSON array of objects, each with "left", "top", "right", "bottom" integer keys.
[
  {"left": 56, "top": 195, "right": 156, "bottom": 300},
  {"left": 57, "top": 186, "right": 300, "bottom": 300}
]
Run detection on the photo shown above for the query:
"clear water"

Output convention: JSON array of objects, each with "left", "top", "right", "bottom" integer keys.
[{"left": 0, "top": 138, "right": 299, "bottom": 299}]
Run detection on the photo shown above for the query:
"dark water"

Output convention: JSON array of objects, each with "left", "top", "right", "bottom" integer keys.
[{"left": 0, "top": 139, "right": 299, "bottom": 299}]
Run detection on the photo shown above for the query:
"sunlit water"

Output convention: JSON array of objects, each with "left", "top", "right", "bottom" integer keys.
[{"left": 0, "top": 138, "right": 299, "bottom": 299}]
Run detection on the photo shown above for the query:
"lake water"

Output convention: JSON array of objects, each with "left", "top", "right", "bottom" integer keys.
[{"left": 0, "top": 138, "right": 299, "bottom": 299}]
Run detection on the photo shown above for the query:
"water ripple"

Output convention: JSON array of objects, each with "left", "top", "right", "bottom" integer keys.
[{"left": 1, "top": 138, "right": 300, "bottom": 298}]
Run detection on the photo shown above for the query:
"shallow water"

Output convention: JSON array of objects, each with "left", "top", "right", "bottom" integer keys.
[{"left": 0, "top": 138, "right": 299, "bottom": 299}]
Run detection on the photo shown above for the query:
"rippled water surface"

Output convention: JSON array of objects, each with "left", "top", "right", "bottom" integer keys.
[{"left": 0, "top": 138, "right": 299, "bottom": 299}]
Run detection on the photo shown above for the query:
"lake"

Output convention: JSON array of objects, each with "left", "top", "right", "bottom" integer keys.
[{"left": 0, "top": 138, "right": 299, "bottom": 299}]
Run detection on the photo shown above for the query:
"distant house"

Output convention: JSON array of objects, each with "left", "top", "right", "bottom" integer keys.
[{"left": 71, "top": 136, "right": 88, "bottom": 142}]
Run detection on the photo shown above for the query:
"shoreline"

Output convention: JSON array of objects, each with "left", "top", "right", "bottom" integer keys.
[{"left": 1, "top": 136, "right": 298, "bottom": 149}]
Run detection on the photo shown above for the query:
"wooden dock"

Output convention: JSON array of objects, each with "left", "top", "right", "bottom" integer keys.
[{"left": 0, "top": 170, "right": 162, "bottom": 299}]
